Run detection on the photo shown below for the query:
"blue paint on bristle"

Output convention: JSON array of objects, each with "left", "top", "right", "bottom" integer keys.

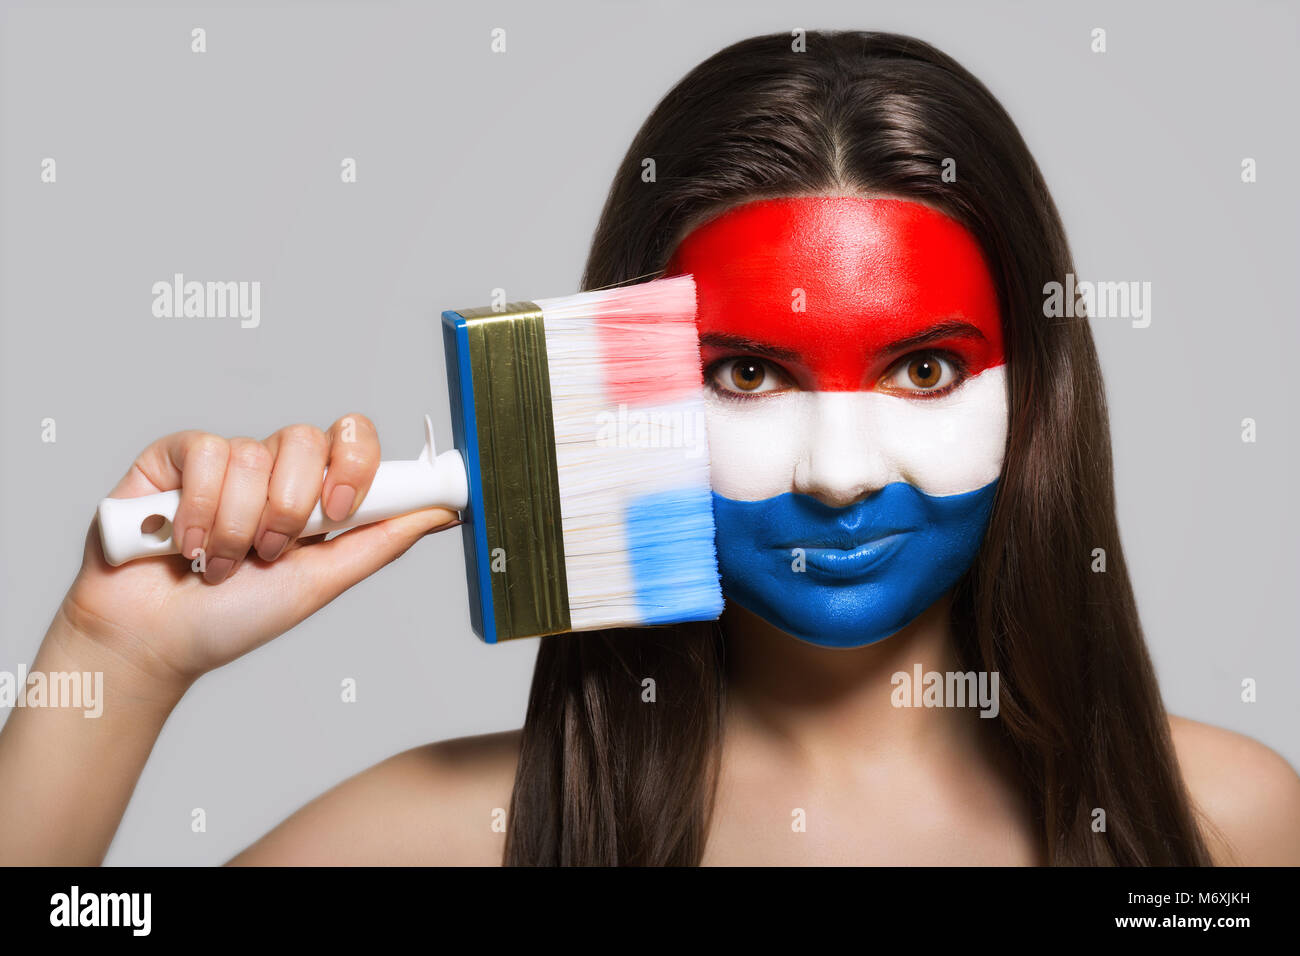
[{"left": 624, "top": 487, "right": 726, "bottom": 625}]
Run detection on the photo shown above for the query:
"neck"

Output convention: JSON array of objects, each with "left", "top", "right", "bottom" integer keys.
[{"left": 721, "top": 595, "right": 987, "bottom": 768}]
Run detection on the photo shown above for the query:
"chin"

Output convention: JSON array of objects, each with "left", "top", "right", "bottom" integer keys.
[{"left": 723, "top": 589, "right": 923, "bottom": 649}]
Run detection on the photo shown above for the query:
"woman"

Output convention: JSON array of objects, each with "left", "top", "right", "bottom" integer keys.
[{"left": 2, "top": 30, "right": 1296, "bottom": 867}]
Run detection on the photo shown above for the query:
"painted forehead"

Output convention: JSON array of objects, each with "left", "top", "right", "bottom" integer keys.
[{"left": 663, "top": 196, "right": 1004, "bottom": 391}]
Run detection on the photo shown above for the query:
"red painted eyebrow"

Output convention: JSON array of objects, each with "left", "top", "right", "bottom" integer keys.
[
  {"left": 699, "top": 320, "right": 987, "bottom": 364},
  {"left": 699, "top": 332, "right": 801, "bottom": 362}
]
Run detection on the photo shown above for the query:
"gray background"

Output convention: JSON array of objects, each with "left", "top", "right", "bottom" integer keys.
[{"left": 1, "top": 0, "right": 1295, "bottom": 865}]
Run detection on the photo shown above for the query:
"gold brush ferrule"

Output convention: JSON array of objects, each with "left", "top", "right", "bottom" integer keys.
[{"left": 456, "top": 302, "right": 571, "bottom": 640}]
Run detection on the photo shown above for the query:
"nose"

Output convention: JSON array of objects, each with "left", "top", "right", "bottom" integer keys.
[{"left": 792, "top": 392, "right": 892, "bottom": 509}]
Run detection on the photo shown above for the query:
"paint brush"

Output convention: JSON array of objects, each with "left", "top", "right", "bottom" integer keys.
[{"left": 96, "top": 275, "right": 724, "bottom": 643}]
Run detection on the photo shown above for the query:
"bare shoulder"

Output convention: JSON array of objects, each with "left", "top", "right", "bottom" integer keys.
[
  {"left": 227, "top": 728, "right": 523, "bottom": 866},
  {"left": 1168, "top": 714, "right": 1300, "bottom": 865}
]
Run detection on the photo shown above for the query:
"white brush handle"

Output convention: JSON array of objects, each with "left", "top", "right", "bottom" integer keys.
[{"left": 96, "top": 415, "right": 469, "bottom": 567}]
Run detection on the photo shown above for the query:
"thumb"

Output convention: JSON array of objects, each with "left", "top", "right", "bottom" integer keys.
[{"left": 278, "top": 507, "right": 462, "bottom": 611}]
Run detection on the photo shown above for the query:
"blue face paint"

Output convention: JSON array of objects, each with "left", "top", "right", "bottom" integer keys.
[{"left": 711, "top": 480, "right": 998, "bottom": 648}]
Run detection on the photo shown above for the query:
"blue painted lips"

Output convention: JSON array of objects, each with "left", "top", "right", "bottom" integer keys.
[
  {"left": 798, "top": 532, "right": 910, "bottom": 579},
  {"left": 711, "top": 480, "right": 998, "bottom": 648}
]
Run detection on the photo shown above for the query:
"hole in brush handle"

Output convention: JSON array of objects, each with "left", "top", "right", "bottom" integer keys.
[{"left": 97, "top": 489, "right": 183, "bottom": 566}]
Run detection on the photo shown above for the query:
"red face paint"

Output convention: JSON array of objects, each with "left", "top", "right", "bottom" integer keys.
[{"left": 663, "top": 196, "right": 1004, "bottom": 392}]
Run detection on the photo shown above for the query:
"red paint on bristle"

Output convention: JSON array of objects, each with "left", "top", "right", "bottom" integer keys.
[{"left": 593, "top": 282, "right": 702, "bottom": 406}]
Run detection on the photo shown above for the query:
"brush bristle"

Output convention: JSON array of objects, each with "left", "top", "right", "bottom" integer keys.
[{"left": 534, "top": 274, "right": 724, "bottom": 630}]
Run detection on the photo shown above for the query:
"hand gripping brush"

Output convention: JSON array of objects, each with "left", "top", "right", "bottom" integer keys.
[{"left": 96, "top": 274, "right": 724, "bottom": 643}]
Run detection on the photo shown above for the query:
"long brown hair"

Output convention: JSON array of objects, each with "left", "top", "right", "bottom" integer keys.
[{"left": 504, "top": 30, "right": 1212, "bottom": 865}]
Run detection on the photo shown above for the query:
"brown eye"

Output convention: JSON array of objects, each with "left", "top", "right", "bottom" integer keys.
[
  {"left": 709, "top": 358, "right": 788, "bottom": 397},
  {"left": 731, "top": 360, "right": 765, "bottom": 391},
  {"left": 881, "top": 352, "right": 962, "bottom": 396},
  {"left": 907, "top": 356, "right": 942, "bottom": 388}
]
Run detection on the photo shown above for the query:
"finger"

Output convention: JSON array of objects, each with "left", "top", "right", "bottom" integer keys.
[
  {"left": 255, "top": 424, "right": 330, "bottom": 562},
  {"left": 204, "top": 438, "right": 273, "bottom": 584},
  {"left": 166, "top": 433, "right": 231, "bottom": 563},
  {"left": 321, "top": 413, "right": 381, "bottom": 523},
  {"left": 108, "top": 431, "right": 232, "bottom": 563},
  {"left": 109, "top": 429, "right": 215, "bottom": 497}
]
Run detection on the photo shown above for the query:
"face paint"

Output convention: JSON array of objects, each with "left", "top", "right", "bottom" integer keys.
[{"left": 663, "top": 196, "right": 1007, "bottom": 648}]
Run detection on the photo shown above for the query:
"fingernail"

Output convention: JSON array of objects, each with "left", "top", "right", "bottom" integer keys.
[
  {"left": 204, "top": 557, "right": 234, "bottom": 584},
  {"left": 257, "top": 531, "right": 289, "bottom": 562},
  {"left": 182, "top": 528, "right": 205, "bottom": 560},
  {"left": 325, "top": 484, "right": 356, "bottom": 522}
]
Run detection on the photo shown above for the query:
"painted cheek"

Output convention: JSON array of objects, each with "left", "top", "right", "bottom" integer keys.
[
  {"left": 708, "top": 370, "right": 1007, "bottom": 502},
  {"left": 704, "top": 392, "right": 806, "bottom": 501}
]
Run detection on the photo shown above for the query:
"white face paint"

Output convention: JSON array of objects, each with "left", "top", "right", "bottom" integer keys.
[{"left": 706, "top": 365, "right": 1008, "bottom": 504}]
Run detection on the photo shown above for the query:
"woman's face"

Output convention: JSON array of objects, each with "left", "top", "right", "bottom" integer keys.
[{"left": 664, "top": 196, "right": 1007, "bottom": 648}]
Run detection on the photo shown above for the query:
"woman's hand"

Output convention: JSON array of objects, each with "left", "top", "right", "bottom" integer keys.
[{"left": 61, "top": 413, "right": 460, "bottom": 691}]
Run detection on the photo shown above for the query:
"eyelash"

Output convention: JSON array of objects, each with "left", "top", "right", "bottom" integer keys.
[
  {"left": 703, "top": 357, "right": 790, "bottom": 402},
  {"left": 703, "top": 350, "right": 971, "bottom": 402},
  {"left": 879, "top": 350, "right": 970, "bottom": 399}
]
